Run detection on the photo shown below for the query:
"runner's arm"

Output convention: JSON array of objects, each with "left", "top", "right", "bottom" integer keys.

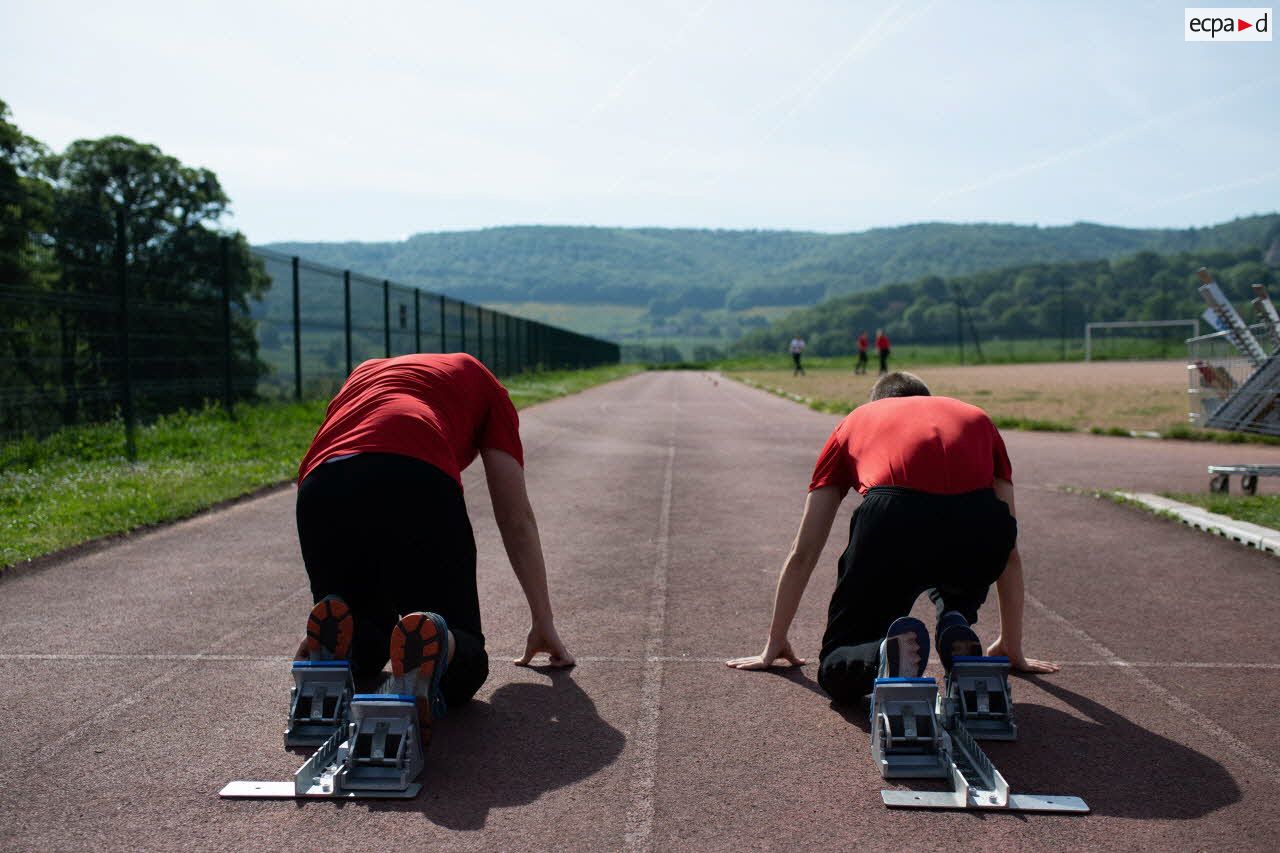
[
  {"left": 481, "top": 448, "right": 574, "bottom": 667},
  {"left": 988, "top": 478, "right": 1058, "bottom": 674},
  {"left": 727, "top": 486, "right": 842, "bottom": 670}
]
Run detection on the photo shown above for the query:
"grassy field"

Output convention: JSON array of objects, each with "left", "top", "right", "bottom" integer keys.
[
  {"left": 725, "top": 359, "right": 1280, "bottom": 445},
  {"left": 0, "top": 363, "right": 642, "bottom": 571},
  {"left": 726, "top": 360, "right": 1196, "bottom": 433}
]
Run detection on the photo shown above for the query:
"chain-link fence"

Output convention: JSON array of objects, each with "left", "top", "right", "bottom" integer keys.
[
  {"left": 1, "top": 231, "right": 258, "bottom": 451},
  {"left": 0, "top": 239, "right": 619, "bottom": 448},
  {"left": 250, "top": 248, "right": 619, "bottom": 401}
]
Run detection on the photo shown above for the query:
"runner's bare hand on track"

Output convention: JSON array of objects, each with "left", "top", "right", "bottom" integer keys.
[
  {"left": 986, "top": 637, "right": 1060, "bottom": 674},
  {"left": 725, "top": 637, "right": 806, "bottom": 670},
  {"left": 515, "top": 622, "right": 576, "bottom": 667}
]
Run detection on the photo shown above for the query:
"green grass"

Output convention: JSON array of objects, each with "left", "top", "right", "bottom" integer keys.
[
  {"left": 0, "top": 363, "right": 642, "bottom": 570},
  {"left": 1160, "top": 492, "right": 1280, "bottom": 530}
]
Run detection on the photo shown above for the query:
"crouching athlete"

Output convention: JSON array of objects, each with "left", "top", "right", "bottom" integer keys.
[
  {"left": 727, "top": 371, "right": 1057, "bottom": 698},
  {"left": 293, "top": 353, "right": 574, "bottom": 744}
]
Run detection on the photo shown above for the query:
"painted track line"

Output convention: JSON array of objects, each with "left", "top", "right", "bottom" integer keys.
[
  {"left": 623, "top": 403, "right": 677, "bottom": 853},
  {"left": 1028, "top": 592, "right": 1280, "bottom": 779},
  {"left": 6, "top": 653, "right": 1280, "bottom": 671},
  {"left": 25, "top": 584, "right": 309, "bottom": 765}
]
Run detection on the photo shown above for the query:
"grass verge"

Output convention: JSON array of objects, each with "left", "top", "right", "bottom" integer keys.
[
  {"left": 0, "top": 363, "right": 642, "bottom": 571},
  {"left": 1160, "top": 492, "right": 1280, "bottom": 530}
]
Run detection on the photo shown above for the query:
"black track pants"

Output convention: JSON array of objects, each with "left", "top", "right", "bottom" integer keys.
[
  {"left": 816, "top": 486, "right": 1016, "bottom": 705},
  {"left": 296, "top": 453, "right": 489, "bottom": 707}
]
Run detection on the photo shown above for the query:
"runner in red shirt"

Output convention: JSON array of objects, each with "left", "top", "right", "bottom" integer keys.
[
  {"left": 293, "top": 353, "right": 574, "bottom": 740},
  {"left": 855, "top": 331, "right": 869, "bottom": 375},
  {"left": 728, "top": 371, "right": 1057, "bottom": 703},
  {"left": 875, "top": 328, "right": 891, "bottom": 375}
]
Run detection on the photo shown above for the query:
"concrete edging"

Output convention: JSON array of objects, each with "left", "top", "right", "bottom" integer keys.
[{"left": 1115, "top": 491, "right": 1280, "bottom": 556}]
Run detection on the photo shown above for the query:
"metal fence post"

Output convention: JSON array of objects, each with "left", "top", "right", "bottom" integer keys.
[
  {"left": 439, "top": 295, "right": 447, "bottom": 352},
  {"left": 220, "top": 237, "right": 234, "bottom": 416},
  {"left": 292, "top": 256, "right": 302, "bottom": 400},
  {"left": 477, "top": 307, "right": 485, "bottom": 364},
  {"left": 491, "top": 310, "right": 499, "bottom": 373},
  {"left": 114, "top": 206, "right": 136, "bottom": 461},
  {"left": 343, "top": 270, "right": 352, "bottom": 375},
  {"left": 459, "top": 301, "right": 466, "bottom": 353},
  {"left": 383, "top": 279, "right": 391, "bottom": 358},
  {"left": 1059, "top": 278, "right": 1066, "bottom": 361},
  {"left": 414, "top": 289, "right": 421, "bottom": 353}
]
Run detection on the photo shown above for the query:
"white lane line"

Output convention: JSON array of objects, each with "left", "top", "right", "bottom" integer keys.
[
  {"left": 27, "top": 584, "right": 310, "bottom": 765},
  {"left": 1027, "top": 593, "right": 1280, "bottom": 779},
  {"left": 10, "top": 650, "right": 1280, "bottom": 671},
  {"left": 1053, "top": 660, "right": 1280, "bottom": 670},
  {"left": 0, "top": 653, "right": 291, "bottom": 662},
  {"left": 7, "top": 652, "right": 1280, "bottom": 671},
  {"left": 623, "top": 406, "right": 678, "bottom": 853}
]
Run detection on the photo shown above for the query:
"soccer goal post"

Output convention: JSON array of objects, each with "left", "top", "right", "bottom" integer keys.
[{"left": 1084, "top": 319, "right": 1200, "bottom": 362}]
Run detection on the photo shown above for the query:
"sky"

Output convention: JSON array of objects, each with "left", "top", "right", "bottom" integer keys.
[{"left": 2, "top": 0, "right": 1277, "bottom": 243}]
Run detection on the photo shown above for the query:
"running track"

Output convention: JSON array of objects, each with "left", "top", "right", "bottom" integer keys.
[{"left": 3, "top": 371, "right": 1280, "bottom": 851}]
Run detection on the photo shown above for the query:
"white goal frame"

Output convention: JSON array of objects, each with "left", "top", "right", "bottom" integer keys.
[{"left": 1084, "top": 319, "right": 1200, "bottom": 362}]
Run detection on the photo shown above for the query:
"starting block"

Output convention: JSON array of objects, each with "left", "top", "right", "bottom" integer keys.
[
  {"left": 870, "top": 677, "right": 952, "bottom": 779},
  {"left": 941, "top": 656, "right": 1016, "bottom": 741},
  {"left": 221, "top": 681, "right": 427, "bottom": 799},
  {"left": 285, "top": 661, "right": 354, "bottom": 747},
  {"left": 874, "top": 656, "right": 1089, "bottom": 814}
]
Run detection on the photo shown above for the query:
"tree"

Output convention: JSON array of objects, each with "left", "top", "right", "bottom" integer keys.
[
  {"left": 0, "top": 99, "right": 57, "bottom": 433},
  {"left": 38, "top": 135, "right": 269, "bottom": 422}
]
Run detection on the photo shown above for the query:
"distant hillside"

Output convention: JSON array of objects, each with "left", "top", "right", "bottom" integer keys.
[
  {"left": 733, "top": 246, "right": 1277, "bottom": 356},
  {"left": 264, "top": 215, "right": 1280, "bottom": 346}
]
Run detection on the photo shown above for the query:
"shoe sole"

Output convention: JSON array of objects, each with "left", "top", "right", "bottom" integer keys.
[
  {"left": 305, "top": 596, "right": 353, "bottom": 661},
  {"left": 390, "top": 612, "right": 448, "bottom": 727},
  {"left": 882, "top": 615, "right": 930, "bottom": 678},
  {"left": 937, "top": 623, "right": 982, "bottom": 671}
]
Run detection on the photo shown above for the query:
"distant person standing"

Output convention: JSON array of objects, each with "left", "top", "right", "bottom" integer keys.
[
  {"left": 876, "top": 329, "right": 891, "bottom": 375},
  {"left": 790, "top": 335, "right": 807, "bottom": 376},
  {"left": 855, "top": 331, "right": 869, "bottom": 375}
]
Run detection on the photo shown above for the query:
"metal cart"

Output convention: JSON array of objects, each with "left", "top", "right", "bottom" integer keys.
[{"left": 1186, "top": 271, "right": 1280, "bottom": 492}]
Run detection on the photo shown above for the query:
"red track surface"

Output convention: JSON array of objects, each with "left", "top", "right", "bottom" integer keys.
[{"left": 3, "top": 371, "right": 1280, "bottom": 851}]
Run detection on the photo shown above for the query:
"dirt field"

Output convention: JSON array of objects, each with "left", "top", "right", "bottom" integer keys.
[{"left": 731, "top": 359, "right": 1190, "bottom": 432}]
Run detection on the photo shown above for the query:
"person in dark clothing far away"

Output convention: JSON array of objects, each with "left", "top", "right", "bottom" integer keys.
[
  {"left": 855, "top": 331, "right": 869, "bottom": 375},
  {"left": 875, "top": 329, "right": 891, "bottom": 374},
  {"left": 293, "top": 353, "right": 574, "bottom": 749},
  {"left": 726, "top": 371, "right": 1057, "bottom": 703}
]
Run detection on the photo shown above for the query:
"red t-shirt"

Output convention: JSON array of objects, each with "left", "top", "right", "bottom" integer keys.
[
  {"left": 297, "top": 353, "right": 523, "bottom": 488},
  {"left": 857, "top": 334, "right": 868, "bottom": 352},
  {"left": 876, "top": 333, "right": 891, "bottom": 352},
  {"left": 809, "top": 396, "right": 1012, "bottom": 497}
]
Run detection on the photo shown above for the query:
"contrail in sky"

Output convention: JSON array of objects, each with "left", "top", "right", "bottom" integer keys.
[
  {"left": 584, "top": 0, "right": 718, "bottom": 120},
  {"left": 1125, "top": 167, "right": 1280, "bottom": 214},
  {"left": 608, "top": 0, "right": 933, "bottom": 197},
  {"left": 929, "top": 75, "right": 1279, "bottom": 207}
]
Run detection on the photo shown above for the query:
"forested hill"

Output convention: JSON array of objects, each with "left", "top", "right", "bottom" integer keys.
[
  {"left": 266, "top": 215, "right": 1280, "bottom": 312},
  {"left": 732, "top": 246, "right": 1277, "bottom": 356}
]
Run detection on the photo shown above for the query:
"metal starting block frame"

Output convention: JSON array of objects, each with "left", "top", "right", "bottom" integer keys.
[
  {"left": 942, "top": 655, "right": 1016, "bottom": 741},
  {"left": 221, "top": 690, "right": 426, "bottom": 800},
  {"left": 871, "top": 657, "right": 1089, "bottom": 814},
  {"left": 285, "top": 661, "right": 354, "bottom": 747}
]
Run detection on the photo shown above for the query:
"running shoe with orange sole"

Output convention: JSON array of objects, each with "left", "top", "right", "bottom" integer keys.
[
  {"left": 304, "top": 595, "right": 354, "bottom": 662},
  {"left": 389, "top": 612, "right": 450, "bottom": 731}
]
